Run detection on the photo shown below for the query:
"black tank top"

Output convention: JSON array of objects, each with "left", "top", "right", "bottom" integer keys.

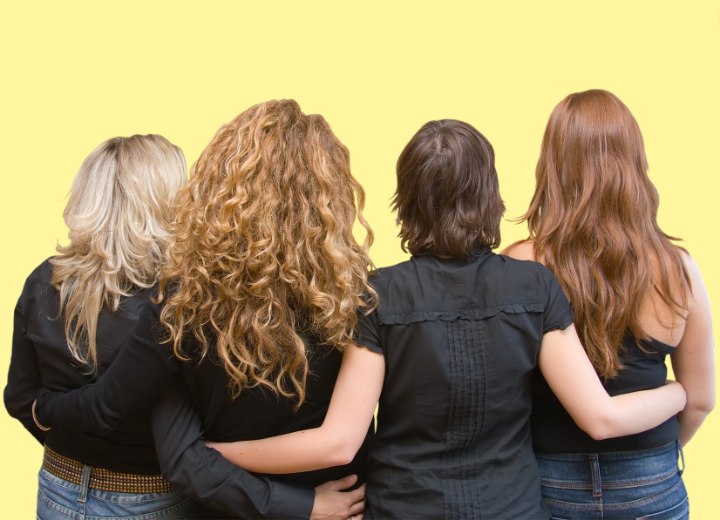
[{"left": 532, "top": 335, "right": 680, "bottom": 453}]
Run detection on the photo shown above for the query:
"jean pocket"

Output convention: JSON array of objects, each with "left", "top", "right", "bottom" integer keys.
[
  {"left": 86, "top": 491, "right": 191, "bottom": 519},
  {"left": 637, "top": 495, "right": 688, "bottom": 520}
]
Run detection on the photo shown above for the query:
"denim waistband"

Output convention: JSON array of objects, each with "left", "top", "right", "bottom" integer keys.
[
  {"left": 535, "top": 440, "right": 681, "bottom": 463},
  {"left": 536, "top": 441, "right": 684, "bottom": 491}
]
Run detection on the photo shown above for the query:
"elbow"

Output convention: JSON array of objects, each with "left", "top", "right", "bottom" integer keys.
[
  {"left": 3, "top": 400, "right": 19, "bottom": 421},
  {"left": 325, "top": 438, "right": 360, "bottom": 468},
  {"left": 583, "top": 421, "right": 613, "bottom": 441},
  {"left": 575, "top": 413, "right": 616, "bottom": 441},
  {"left": 3, "top": 387, "right": 22, "bottom": 419},
  {"left": 686, "top": 394, "right": 715, "bottom": 416}
]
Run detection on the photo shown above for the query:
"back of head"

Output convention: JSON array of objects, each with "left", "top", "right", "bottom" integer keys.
[
  {"left": 160, "top": 99, "right": 376, "bottom": 404},
  {"left": 528, "top": 89, "right": 656, "bottom": 235},
  {"left": 394, "top": 119, "right": 505, "bottom": 258},
  {"left": 524, "top": 90, "right": 689, "bottom": 377},
  {"left": 52, "top": 134, "right": 187, "bottom": 370}
]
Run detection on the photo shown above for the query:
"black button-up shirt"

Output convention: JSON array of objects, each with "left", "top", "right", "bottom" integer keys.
[{"left": 355, "top": 249, "right": 573, "bottom": 519}]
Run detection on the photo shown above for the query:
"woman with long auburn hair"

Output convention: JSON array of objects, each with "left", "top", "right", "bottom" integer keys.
[
  {"left": 504, "top": 89, "right": 714, "bottom": 519},
  {"left": 4, "top": 135, "right": 192, "bottom": 518},
  {"left": 206, "top": 119, "right": 687, "bottom": 519},
  {"left": 33, "top": 100, "right": 374, "bottom": 519}
]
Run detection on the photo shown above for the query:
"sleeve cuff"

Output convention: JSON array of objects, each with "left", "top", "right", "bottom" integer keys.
[{"left": 263, "top": 481, "right": 314, "bottom": 519}]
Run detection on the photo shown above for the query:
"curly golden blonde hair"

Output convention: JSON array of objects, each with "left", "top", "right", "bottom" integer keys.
[{"left": 159, "top": 100, "right": 376, "bottom": 404}]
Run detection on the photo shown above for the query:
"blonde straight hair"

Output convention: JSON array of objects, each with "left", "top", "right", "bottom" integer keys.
[{"left": 51, "top": 135, "right": 186, "bottom": 371}]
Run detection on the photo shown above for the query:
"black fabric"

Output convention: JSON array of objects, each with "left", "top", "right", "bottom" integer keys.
[
  {"left": 532, "top": 335, "right": 680, "bottom": 454},
  {"left": 152, "top": 382, "right": 316, "bottom": 519},
  {"left": 5, "top": 259, "right": 162, "bottom": 473},
  {"left": 27, "top": 259, "right": 369, "bottom": 519},
  {"left": 355, "top": 249, "right": 573, "bottom": 520}
]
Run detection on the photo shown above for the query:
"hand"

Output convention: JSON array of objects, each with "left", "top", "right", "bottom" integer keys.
[{"left": 310, "top": 474, "right": 365, "bottom": 520}]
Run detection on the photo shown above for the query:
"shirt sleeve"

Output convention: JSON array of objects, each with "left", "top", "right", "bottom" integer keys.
[
  {"left": 152, "top": 381, "right": 314, "bottom": 519},
  {"left": 355, "top": 308, "right": 382, "bottom": 354},
  {"left": 3, "top": 291, "right": 46, "bottom": 444},
  {"left": 541, "top": 266, "right": 575, "bottom": 334},
  {"left": 35, "top": 299, "right": 180, "bottom": 434}
]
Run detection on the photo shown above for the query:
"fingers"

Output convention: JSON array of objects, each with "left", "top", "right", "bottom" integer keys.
[
  {"left": 348, "top": 497, "right": 365, "bottom": 517},
  {"left": 344, "top": 483, "right": 365, "bottom": 505},
  {"left": 316, "top": 473, "right": 358, "bottom": 492}
]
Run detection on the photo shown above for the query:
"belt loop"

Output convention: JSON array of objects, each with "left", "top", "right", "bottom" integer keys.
[
  {"left": 78, "top": 465, "right": 91, "bottom": 504},
  {"left": 589, "top": 454, "right": 602, "bottom": 499},
  {"left": 677, "top": 441, "right": 685, "bottom": 475}
]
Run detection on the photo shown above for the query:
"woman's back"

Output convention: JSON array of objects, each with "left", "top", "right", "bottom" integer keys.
[
  {"left": 9, "top": 259, "right": 163, "bottom": 473},
  {"left": 202, "top": 116, "right": 687, "bottom": 520},
  {"left": 506, "top": 89, "right": 714, "bottom": 519},
  {"left": 360, "top": 250, "right": 572, "bottom": 519},
  {"left": 5, "top": 134, "right": 189, "bottom": 519},
  {"left": 31, "top": 102, "right": 376, "bottom": 518},
  {"left": 506, "top": 240, "right": 688, "bottom": 348}
]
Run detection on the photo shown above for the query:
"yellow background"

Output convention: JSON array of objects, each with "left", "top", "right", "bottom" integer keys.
[{"left": 1, "top": 1, "right": 718, "bottom": 517}]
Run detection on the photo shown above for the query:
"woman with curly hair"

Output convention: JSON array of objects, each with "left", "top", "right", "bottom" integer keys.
[
  {"left": 206, "top": 119, "right": 687, "bottom": 519},
  {"left": 33, "top": 100, "right": 374, "bottom": 519},
  {"left": 4, "top": 135, "right": 192, "bottom": 518},
  {"left": 503, "top": 89, "right": 714, "bottom": 519}
]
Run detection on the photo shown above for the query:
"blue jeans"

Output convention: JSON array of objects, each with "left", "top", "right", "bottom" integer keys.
[
  {"left": 37, "top": 467, "right": 192, "bottom": 520},
  {"left": 535, "top": 442, "right": 688, "bottom": 520}
]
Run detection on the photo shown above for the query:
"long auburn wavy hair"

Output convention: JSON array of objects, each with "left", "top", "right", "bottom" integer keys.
[
  {"left": 51, "top": 135, "right": 186, "bottom": 371},
  {"left": 158, "top": 99, "right": 376, "bottom": 404},
  {"left": 523, "top": 89, "right": 689, "bottom": 379}
]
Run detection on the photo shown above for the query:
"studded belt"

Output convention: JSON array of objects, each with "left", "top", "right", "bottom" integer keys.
[{"left": 42, "top": 447, "right": 175, "bottom": 494}]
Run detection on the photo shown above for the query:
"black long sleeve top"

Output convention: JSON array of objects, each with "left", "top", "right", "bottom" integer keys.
[
  {"left": 33, "top": 283, "right": 371, "bottom": 518},
  {"left": 4, "top": 259, "right": 162, "bottom": 473}
]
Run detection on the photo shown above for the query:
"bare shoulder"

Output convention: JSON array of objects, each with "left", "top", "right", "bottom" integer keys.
[
  {"left": 677, "top": 248, "right": 700, "bottom": 277},
  {"left": 501, "top": 239, "right": 536, "bottom": 261},
  {"left": 676, "top": 248, "right": 708, "bottom": 306}
]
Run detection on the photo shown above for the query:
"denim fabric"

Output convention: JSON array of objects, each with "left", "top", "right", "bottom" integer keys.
[
  {"left": 536, "top": 442, "right": 688, "bottom": 520},
  {"left": 37, "top": 468, "right": 192, "bottom": 520}
]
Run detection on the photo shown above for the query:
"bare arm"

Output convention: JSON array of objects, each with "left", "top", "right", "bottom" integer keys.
[
  {"left": 506, "top": 240, "right": 692, "bottom": 440},
  {"left": 152, "top": 381, "right": 314, "bottom": 518},
  {"left": 208, "top": 344, "right": 384, "bottom": 474},
  {"left": 153, "top": 380, "right": 366, "bottom": 519},
  {"left": 540, "top": 324, "right": 687, "bottom": 440},
  {"left": 672, "top": 254, "right": 715, "bottom": 446}
]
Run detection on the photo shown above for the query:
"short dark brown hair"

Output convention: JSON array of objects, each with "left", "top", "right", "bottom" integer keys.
[{"left": 393, "top": 119, "right": 505, "bottom": 257}]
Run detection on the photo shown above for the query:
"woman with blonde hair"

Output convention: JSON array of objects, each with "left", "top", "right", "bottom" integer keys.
[
  {"left": 504, "top": 89, "right": 714, "bottom": 519},
  {"left": 33, "top": 100, "right": 373, "bottom": 519},
  {"left": 5, "top": 135, "right": 191, "bottom": 518},
  {"left": 206, "top": 118, "right": 687, "bottom": 519}
]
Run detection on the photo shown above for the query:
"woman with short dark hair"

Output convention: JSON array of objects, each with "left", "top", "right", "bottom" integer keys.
[{"left": 208, "top": 119, "right": 687, "bottom": 519}]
